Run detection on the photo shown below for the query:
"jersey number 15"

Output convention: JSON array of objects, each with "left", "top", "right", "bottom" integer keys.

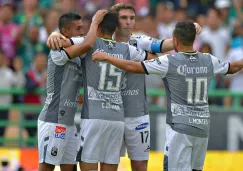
[{"left": 98, "top": 63, "right": 122, "bottom": 91}]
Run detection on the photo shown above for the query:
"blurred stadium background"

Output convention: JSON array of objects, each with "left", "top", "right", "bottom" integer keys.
[{"left": 0, "top": 0, "right": 243, "bottom": 170}]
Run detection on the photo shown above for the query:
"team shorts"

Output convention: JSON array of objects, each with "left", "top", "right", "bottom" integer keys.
[
  {"left": 76, "top": 119, "right": 124, "bottom": 164},
  {"left": 38, "top": 120, "right": 79, "bottom": 165},
  {"left": 120, "top": 115, "right": 150, "bottom": 161},
  {"left": 164, "top": 124, "right": 208, "bottom": 171}
]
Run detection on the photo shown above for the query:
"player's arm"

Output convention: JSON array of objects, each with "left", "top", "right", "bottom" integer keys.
[
  {"left": 93, "top": 51, "right": 145, "bottom": 73},
  {"left": 92, "top": 52, "right": 168, "bottom": 77},
  {"left": 210, "top": 54, "right": 243, "bottom": 75},
  {"left": 228, "top": 59, "right": 243, "bottom": 74},
  {"left": 142, "top": 23, "right": 202, "bottom": 53},
  {"left": 46, "top": 32, "right": 70, "bottom": 49}
]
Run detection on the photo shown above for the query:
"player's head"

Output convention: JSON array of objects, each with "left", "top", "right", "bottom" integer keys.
[
  {"left": 111, "top": 3, "right": 136, "bottom": 37},
  {"left": 58, "top": 12, "right": 84, "bottom": 38},
  {"left": 172, "top": 21, "right": 196, "bottom": 52},
  {"left": 98, "top": 10, "right": 118, "bottom": 36}
]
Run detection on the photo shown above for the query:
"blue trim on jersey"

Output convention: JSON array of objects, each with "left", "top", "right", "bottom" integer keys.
[{"left": 151, "top": 38, "right": 162, "bottom": 53}]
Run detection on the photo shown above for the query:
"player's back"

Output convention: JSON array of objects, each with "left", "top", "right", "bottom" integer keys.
[
  {"left": 164, "top": 52, "right": 215, "bottom": 137},
  {"left": 81, "top": 38, "right": 130, "bottom": 121}
]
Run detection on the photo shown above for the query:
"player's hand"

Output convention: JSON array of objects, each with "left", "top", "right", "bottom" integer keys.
[
  {"left": 92, "top": 9, "right": 108, "bottom": 26},
  {"left": 92, "top": 51, "right": 108, "bottom": 61},
  {"left": 46, "top": 31, "right": 67, "bottom": 49},
  {"left": 194, "top": 23, "right": 202, "bottom": 35}
]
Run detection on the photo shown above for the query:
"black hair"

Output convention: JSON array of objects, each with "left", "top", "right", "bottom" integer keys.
[
  {"left": 173, "top": 21, "right": 196, "bottom": 46},
  {"left": 99, "top": 10, "right": 118, "bottom": 35},
  {"left": 58, "top": 12, "right": 82, "bottom": 30}
]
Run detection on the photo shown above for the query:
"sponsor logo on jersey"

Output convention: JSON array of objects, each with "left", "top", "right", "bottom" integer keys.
[
  {"left": 55, "top": 126, "right": 66, "bottom": 139},
  {"left": 88, "top": 86, "right": 123, "bottom": 104},
  {"left": 121, "top": 89, "right": 139, "bottom": 96},
  {"left": 135, "top": 122, "right": 149, "bottom": 130},
  {"left": 129, "top": 39, "right": 138, "bottom": 47},
  {"left": 64, "top": 99, "right": 78, "bottom": 108},
  {"left": 177, "top": 65, "right": 208, "bottom": 76},
  {"left": 94, "top": 49, "right": 124, "bottom": 59},
  {"left": 51, "top": 146, "right": 58, "bottom": 156}
]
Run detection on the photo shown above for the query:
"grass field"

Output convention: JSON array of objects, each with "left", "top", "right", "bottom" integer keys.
[{"left": 54, "top": 151, "right": 243, "bottom": 171}]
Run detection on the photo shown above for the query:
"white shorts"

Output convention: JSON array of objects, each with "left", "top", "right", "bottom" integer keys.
[
  {"left": 120, "top": 115, "right": 150, "bottom": 161},
  {"left": 76, "top": 119, "right": 124, "bottom": 164},
  {"left": 38, "top": 120, "right": 79, "bottom": 166},
  {"left": 164, "top": 124, "right": 208, "bottom": 171}
]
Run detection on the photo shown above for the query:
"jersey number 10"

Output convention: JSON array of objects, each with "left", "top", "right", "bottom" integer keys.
[
  {"left": 186, "top": 77, "right": 208, "bottom": 104},
  {"left": 98, "top": 63, "right": 122, "bottom": 91}
]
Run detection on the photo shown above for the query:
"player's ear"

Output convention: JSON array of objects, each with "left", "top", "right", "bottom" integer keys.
[{"left": 61, "top": 28, "right": 69, "bottom": 37}]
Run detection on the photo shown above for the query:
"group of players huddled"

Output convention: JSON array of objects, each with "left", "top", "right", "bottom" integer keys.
[{"left": 37, "top": 3, "right": 243, "bottom": 171}]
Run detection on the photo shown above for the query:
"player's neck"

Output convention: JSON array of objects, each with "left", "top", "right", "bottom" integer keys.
[
  {"left": 114, "top": 33, "right": 130, "bottom": 42},
  {"left": 178, "top": 46, "right": 195, "bottom": 53},
  {"left": 97, "top": 33, "right": 112, "bottom": 40}
]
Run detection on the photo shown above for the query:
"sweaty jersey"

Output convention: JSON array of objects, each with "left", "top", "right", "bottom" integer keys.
[
  {"left": 122, "top": 34, "right": 163, "bottom": 118},
  {"left": 38, "top": 50, "right": 83, "bottom": 126},
  {"left": 142, "top": 52, "right": 229, "bottom": 137},
  {"left": 64, "top": 37, "right": 147, "bottom": 122}
]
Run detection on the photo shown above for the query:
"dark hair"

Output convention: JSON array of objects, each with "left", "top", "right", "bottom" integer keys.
[
  {"left": 111, "top": 3, "right": 136, "bottom": 14},
  {"left": 173, "top": 21, "right": 196, "bottom": 46},
  {"left": 58, "top": 12, "right": 82, "bottom": 30},
  {"left": 99, "top": 10, "right": 118, "bottom": 35}
]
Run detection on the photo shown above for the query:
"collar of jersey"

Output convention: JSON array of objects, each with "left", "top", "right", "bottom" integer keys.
[
  {"left": 100, "top": 38, "right": 116, "bottom": 43},
  {"left": 179, "top": 51, "right": 198, "bottom": 55}
]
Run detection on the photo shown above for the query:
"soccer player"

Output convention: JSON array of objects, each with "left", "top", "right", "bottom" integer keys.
[
  {"left": 111, "top": 3, "right": 201, "bottom": 171},
  {"left": 92, "top": 21, "right": 243, "bottom": 171},
  {"left": 38, "top": 10, "right": 106, "bottom": 171},
  {"left": 46, "top": 4, "right": 202, "bottom": 171},
  {"left": 47, "top": 11, "right": 155, "bottom": 171}
]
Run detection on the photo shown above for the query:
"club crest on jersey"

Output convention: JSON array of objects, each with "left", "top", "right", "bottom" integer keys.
[
  {"left": 129, "top": 39, "right": 138, "bottom": 47},
  {"left": 107, "top": 42, "right": 114, "bottom": 49},
  {"left": 51, "top": 146, "right": 58, "bottom": 156},
  {"left": 135, "top": 123, "right": 149, "bottom": 130},
  {"left": 188, "top": 56, "right": 198, "bottom": 63},
  {"left": 55, "top": 126, "right": 66, "bottom": 139}
]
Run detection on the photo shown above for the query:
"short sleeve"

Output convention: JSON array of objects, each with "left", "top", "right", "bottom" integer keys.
[
  {"left": 142, "top": 55, "right": 169, "bottom": 78},
  {"left": 210, "top": 54, "right": 229, "bottom": 75},
  {"left": 50, "top": 50, "right": 69, "bottom": 66},
  {"left": 130, "top": 34, "right": 163, "bottom": 53},
  {"left": 69, "top": 36, "right": 87, "bottom": 58},
  {"left": 69, "top": 36, "right": 85, "bottom": 45},
  {"left": 128, "top": 45, "right": 147, "bottom": 62}
]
